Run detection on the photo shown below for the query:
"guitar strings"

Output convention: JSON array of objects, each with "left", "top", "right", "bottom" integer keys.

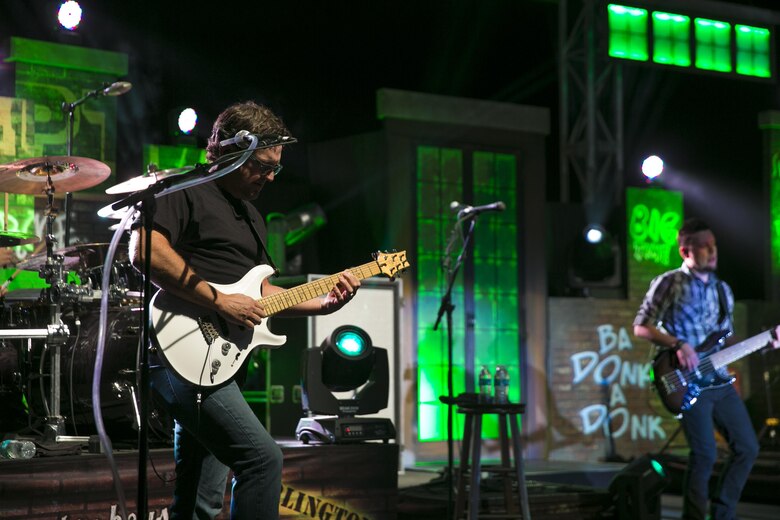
[{"left": 661, "top": 357, "right": 716, "bottom": 389}]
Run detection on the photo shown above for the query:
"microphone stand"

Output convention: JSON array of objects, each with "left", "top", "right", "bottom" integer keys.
[
  {"left": 61, "top": 83, "right": 115, "bottom": 247},
  {"left": 433, "top": 214, "right": 477, "bottom": 520}
]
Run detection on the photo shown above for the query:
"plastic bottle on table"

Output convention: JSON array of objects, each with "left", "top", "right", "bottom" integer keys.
[
  {"left": 494, "top": 365, "right": 510, "bottom": 404},
  {"left": 0, "top": 439, "right": 36, "bottom": 459},
  {"left": 478, "top": 365, "right": 493, "bottom": 403}
]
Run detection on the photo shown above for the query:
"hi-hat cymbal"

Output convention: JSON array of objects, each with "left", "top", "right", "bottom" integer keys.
[
  {"left": 106, "top": 166, "right": 192, "bottom": 195},
  {"left": 0, "top": 156, "right": 111, "bottom": 194},
  {"left": 17, "top": 242, "right": 126, "bottom": 271},
  {"left": 0, "top": 230, "right": 39, "bottom": 248}
]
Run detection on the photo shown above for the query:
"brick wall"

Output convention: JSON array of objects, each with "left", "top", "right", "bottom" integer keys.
[{"left": 547, "top": 297, "right": 680, "bottom": 462}]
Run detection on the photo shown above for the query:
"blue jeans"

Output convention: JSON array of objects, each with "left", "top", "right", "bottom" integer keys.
[
  {"left": 679, "top": 384, "right": 759, "bottom": 520},
  {"left": 150, "top": 363, "right": 283, "bottom": 519}
]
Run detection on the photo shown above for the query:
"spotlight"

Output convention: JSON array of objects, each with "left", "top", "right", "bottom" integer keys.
[
  {"left": 57, "top": 1, "right": 82, "bottom": 31},
  {"left": 569, "top": 226, "right": 620, "bottom": 289},
  {"left": 297, "top": 325, "right": 395, "bottom": 444},
  {"left": 584, "top": 224, "right": 606, "bottom": 244},
  {"left": 177, "top": 108, "right": 198, "bottom": 135},
  {"left": 642, "top": 155, "right": 664, "bottom": 180},
  {"left": 609, "top": 454, "right": 671, "bottom": 520},
  {"left": 321, "top": 326, "right": 374, "bottom": 391}
]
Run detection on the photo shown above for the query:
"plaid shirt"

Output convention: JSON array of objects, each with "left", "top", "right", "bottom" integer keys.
[{"left": 634, "top": 263, "right": 734, "bottom": 375}]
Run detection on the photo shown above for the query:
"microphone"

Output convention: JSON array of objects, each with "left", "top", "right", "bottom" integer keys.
[
  {"left": 219, "top": 131, "right": 298, "bottom": 149},
  {"left": 102, "top": 81, "right": 132, "bottom": 96},
  {"left": 450, "top": 200, "right": 506, "bottom": 217}
]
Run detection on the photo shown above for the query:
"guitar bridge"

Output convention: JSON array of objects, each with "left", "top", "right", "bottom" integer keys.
[{"left": 197, "top": 317, "right": 220, "bottom": 345}]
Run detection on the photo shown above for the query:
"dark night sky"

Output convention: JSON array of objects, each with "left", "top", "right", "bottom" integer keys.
[{"left": 2, "top": 0, "right": 780, "bottom": 298}]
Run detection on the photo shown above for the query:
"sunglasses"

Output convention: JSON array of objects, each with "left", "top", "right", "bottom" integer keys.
[{"left": 248, "top": 156, "right": 283, "bottom": 176}]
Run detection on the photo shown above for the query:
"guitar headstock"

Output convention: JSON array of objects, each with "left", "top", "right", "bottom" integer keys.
[{"left": 373, "top": 250, "right": 410, "bottom": 280}]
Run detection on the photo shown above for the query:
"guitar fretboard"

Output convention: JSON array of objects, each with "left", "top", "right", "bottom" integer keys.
[
  {"left": 259, "top": 260, "right": 381, "bottom": 316},
  {"left": 709, "top": 329, "right": 774, "bottom": 369}
]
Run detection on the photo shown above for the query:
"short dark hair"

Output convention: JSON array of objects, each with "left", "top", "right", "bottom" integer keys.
[
  {"left": 206, "top": 101, "right": 290, "bottom": 162},
  {"left": 677, "top": 218, "right": 711, "bottom": 248}
]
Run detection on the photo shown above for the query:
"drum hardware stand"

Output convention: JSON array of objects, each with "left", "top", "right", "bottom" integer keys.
[{"left": 37, "top": 177, "right": 72, "bottom": 441}]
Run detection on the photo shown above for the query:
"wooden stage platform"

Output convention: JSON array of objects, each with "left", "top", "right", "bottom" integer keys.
[
  {"left": 0, "top": 440, "right": 399, "bottom": 520},
  {"left": 3, "top": 441, "right": 780, "bottom": 519}
]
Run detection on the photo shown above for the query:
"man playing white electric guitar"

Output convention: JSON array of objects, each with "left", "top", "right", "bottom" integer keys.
[{"left": 129, "top": 101, "right": 360, "bottom": 520}]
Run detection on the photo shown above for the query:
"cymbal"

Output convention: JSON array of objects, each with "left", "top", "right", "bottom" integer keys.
[
  {"left": 17, "top": 242, "right": 126, "bottom": 271},
  {"left": 0, "top": 156, "right": 111, "bottom": 194},
  {"left": 106, "top": 166, "right": 192, "bottom": 195},
  {"left": 0, "top": 230, "right": 39, "bottom": 247}
]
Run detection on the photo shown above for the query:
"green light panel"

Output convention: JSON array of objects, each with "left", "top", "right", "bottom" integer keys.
[
  {"left": 416, "top": 147, "right": 520, "bottom": 443},
  {"left": 769, "top": 129, "right": 780, "bottom": 275},
  {"left": 736, "top": 24, "right": 771, "bottom": 78},
  {"left": 653, "top": 12, "right": 691, "bottom": 66},
  {"left": 0, "top": 194, "right": 79, "bottom": 289},
  {"left": 143, "top": 144, "right": 207, "bottom": 170},
  {"left": 695, "top": 18, "right": 732, "bottom": 72},
  {"left": 608, "top": 4, "right": 649, "bottom": 61},
  {"left": 417, "top": 146, "right": 466, "bottom": 443},
  {"left": 473, "top": 152, "right": 521, "bottom": 441}
]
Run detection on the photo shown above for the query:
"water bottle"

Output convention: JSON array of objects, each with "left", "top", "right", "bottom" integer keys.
[
  {"left": 0, "top": 439, "right": 36, "bottom": 459},
  {"left": 494, "top": 365, "right": 509, "bottom": 404},
  {"left": 478, "top": 365, "right": 492, "bottom": 403}
]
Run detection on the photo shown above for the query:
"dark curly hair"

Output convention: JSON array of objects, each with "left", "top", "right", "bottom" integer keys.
[{"left": 206, "top": 101, "right": 290, "bottom": 162}]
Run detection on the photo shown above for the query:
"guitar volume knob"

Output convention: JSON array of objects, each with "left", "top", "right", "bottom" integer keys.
[{"left": 221, "top": 342, "right": 231, "bottom": 355}]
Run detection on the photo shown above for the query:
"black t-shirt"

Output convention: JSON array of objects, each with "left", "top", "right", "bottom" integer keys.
[{"left": 152, "top": 181, "right": 270, "bottom": 284}]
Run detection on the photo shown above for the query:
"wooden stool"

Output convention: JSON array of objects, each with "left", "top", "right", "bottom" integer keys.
[{"left": 453, "top": 402, "right": 531, "bottom": 520}]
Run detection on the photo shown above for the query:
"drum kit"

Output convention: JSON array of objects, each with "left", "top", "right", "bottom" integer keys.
[{"left": 0, "top": 156, "right": 180, "bottom": 443}]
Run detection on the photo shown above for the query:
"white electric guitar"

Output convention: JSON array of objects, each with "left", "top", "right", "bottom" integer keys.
[{"left": 151, "top": 251, "right": 409, "bottom": 386}]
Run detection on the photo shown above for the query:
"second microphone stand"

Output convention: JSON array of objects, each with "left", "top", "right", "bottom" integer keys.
[{"left": 433, "top": 213, "right": 478, "bottom": 520}]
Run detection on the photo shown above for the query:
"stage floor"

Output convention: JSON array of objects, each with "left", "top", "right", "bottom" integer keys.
[
  {"left": 2, "top": 444, "right": 780, "bottom": 519},
  {"left": 399, "top": 458, "right": 780, "bottom": 520}
]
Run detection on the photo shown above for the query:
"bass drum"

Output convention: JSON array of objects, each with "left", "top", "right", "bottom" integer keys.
[{"left": 61, "top": 305, "right": 172, "bottom": 443}]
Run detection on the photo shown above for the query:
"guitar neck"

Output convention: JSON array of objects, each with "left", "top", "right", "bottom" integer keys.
[
  {"left": 259, "top": 260, "right": 381, "bottom": 316},
  {"left": 709, "top": 329, "right": 774, "bottom": 369}
]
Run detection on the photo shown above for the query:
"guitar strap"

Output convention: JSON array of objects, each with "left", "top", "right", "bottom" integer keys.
[
  {"left": 716, "top": 280, "right": 729, "bottom": 327},
  {"left": 234, "top": 198, "right": 279, "bottom": 275}
]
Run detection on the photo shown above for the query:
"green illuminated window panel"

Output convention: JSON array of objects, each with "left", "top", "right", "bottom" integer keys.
[
  {"left": 608, "top": 4, "right": 649, "bottom": 61},
  {"left": 736, "top": 24, "right": 771, "bottom": 78},
  {"left": 416, "top": 146, "right": 466, "bottom": 442},
  {"left": 695, "top": 18, "right": 732, "bottom": 72},
  {"left": 653, "top": 12, "right": 691, "bottom": 67},
  {"left": 416, "top": 147, "right": 520, "bottom": 443}
]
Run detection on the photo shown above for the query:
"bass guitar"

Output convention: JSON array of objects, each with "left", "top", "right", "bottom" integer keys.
[
  {"left": 652, "top": 327, "right": 776, "bottom": 415},
  {"left": 151, "top": 251, "right": 409, "bottom": 386}
]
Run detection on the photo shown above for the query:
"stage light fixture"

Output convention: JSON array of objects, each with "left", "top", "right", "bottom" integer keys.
[
  {"left": 569, "top": 225, "right": 620, "bottom": 290},
  {"left": 177, "top": 108, "right": 198, "bottom": 135},
  {"left": 584, "top": 224, "right": 605, "bottom": 244},
  {"left": 321, "top": 326, "right": 374, "bottom": 391},
  {"left": 297, "top": 325, "right": 395, "bottom": 444},
  {"left": 642, "top": 155, "right": 664, "bottom": 180},
  {"left": 57, "top": 1, "right": 82, "bottom": 31},
  {"left": 609, "top": 454, "right": 671, "bottom": 520},
  {"left": 266, "top": 204, "right": 327, "bottom": 274}
]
